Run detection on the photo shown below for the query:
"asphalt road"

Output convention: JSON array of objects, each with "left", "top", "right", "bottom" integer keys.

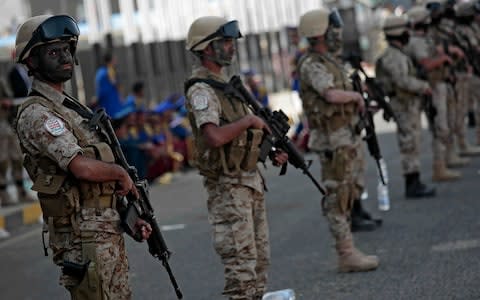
[{"left": 1, "top": 127, "right": 480, "bottom": 300}]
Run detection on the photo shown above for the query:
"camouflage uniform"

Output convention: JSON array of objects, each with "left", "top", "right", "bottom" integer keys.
[
  {"left": 0, "top": 78, "right": 24, "bottom": 205},
  {"left": 428, "top": 19, "right": 469, "bottom": 166},
  {"left": 457, "top": 22, "right": 480, "bottom": 145},
  {"left": 376, "top": 46, "right": 429, "bottom": 174},
  {"left": 185, "top": 65, "right": 269, "bottom": 300},
  {"left": 298, "top": 51, "right": 364, "bottom": 247},
  {"left": 15, "top": 79, "right": 131, "bottom": 299},
  {"left": 405, "top": 32, "right": 455, "bottom": 176}
]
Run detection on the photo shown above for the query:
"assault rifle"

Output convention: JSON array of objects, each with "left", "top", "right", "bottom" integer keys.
[
  {"left": 228, "top": 75, "right": 327, "bottom": 195},
  {"left": 349, "top": 66, "right": 388, "bottom": 185},
  {"left": 62, "top": 98, "right": 183, "bottom": 299},
  {"left": 346, "top": 53, "right": 395, "bottom": 122}
]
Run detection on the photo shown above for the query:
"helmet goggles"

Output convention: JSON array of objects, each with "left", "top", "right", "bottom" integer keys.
[
  {"left": 190, "top": 20, "right": 242, "bottom": 50},
  {"left": 329, "top": 8, "right": 344, "bottom": 28},
  {"left": 20, "top": 15, "right": 79, "bottom": 61},
  {"left": 426, "top": 2, "right": 442, "bottom": 12}
]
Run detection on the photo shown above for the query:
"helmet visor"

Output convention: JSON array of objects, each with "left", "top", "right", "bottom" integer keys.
[
  {"left": 37, "top": 15, "right": 80, "bottom": 40},
  {"left": 426, "top": 2, "right": 442, "bottom": 12},
  {"left": 475, "top": 1, "right": 480, "bottom": 12},
  {"left": 329, "top": 8, "right": 344, "bottom": 28},
  {"left": 19, "top": 15, "right": 79, "bottom": 61},
  {"left": 190, "top": 20, "right": 242, "bottom": 50}
]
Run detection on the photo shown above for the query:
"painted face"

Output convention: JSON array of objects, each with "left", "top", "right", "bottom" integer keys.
[
  {"left": 35, "top": 41, "right": 74, "bottom": 83},
  {"left": 211, "top": 38, "right": 236, "bottom": 66},
  {"left": 325, "top": 27, "right": 343, "bottom": 53}
]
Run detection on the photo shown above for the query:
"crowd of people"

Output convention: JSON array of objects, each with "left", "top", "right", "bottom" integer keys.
[{"left": 4, "top": 0, "right": 480, "bottom": 299}]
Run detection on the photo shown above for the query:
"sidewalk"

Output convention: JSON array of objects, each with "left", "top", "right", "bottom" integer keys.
[{"left": 0, "top": 184, "right": 41, "bottom": 238}]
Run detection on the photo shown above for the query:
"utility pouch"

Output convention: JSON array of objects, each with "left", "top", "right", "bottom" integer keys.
[
  {"left": 69, "top": 260, "right": 104, "bottom": 300},
  {"left": 226, "top": 131, "right": 247, "bottom": 172},
  {"left": 32, "top": 174, "right": 78, "bottom": 218},
  {"left": 241, "top": 129, "right": 264, "bottom": 171}
]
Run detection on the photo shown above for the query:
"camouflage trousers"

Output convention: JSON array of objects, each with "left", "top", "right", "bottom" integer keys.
[
  {"left": 319, "top": 142, "right": 365, "bottom": 242},
  {"left": 205, "top": 182, "right": 270, "bottom": 300},
  {"left": 51, "top": 230, "right": 131, "bottom": 300},
  {"left": 430, "top": 82, "right": 451, "bottom": 163},
  {"left": 390, "top": 96, "right": 422, "bottom": 174},
  {"left": 469, "top": 74, "right": 480, "bottom": 143},
  {"left": 0, "top": 120, "right": 23, "bottom": 186},
  {"left": 449, "top": 74, "right": 469, "bottom": 146}
]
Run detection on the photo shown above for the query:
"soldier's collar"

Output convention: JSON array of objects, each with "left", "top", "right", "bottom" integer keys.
[
  {"left": 193, "top": 65, "right": 228, "bottom": 83},
  {"left": 31, "top": 79, "right": 66, "bottom": 104}
]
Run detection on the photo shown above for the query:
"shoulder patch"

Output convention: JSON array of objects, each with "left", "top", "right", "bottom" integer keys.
[
  {"left": 192, "top": 90, "right": 210, "bottom": 110},
  {"left": 44, "top": 117, "right": 66, "bottom": 136}
]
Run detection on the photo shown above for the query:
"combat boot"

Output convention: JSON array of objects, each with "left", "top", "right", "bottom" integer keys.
[
  {"left": 350, "top": 199, "right": 381, "bottom": 232},
  {"left": 446, "top": 149, "right": 469, "bottom": 168},
  {"left": 336, "top": 237, "right": 379, "bottom": 273},
  {"left": 468, "top": 111, "right": 476, "bottom": 128},
  {"left": 405, "top": 172, "right": 436, "bottom": 198},
  {"left": 432, "top": 161, "right": 461, "bottom": 182},
  {"left": 0, "top": 188, "right": 18, "bottom": 207},
  {"left": 458, "top": 139, "right": 480, "bottom": 156}
]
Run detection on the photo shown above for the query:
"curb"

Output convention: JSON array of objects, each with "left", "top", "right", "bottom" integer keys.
[{"left": 0, "top": 202, "right": 42, "bottom": 231}]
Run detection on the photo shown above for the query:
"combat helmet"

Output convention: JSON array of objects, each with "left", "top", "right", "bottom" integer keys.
[
  {"left": 186, "top": 16, "right": 242, "bottom": 51},
  {"left": 15, "top": 14, "right": 80, "bottom": 63},
  {"left": 407, "top": 6, "right": 432, "bottom": 25},
  {"left": 455, "top": 1, "right": 475, "bottom": 17},
  {"left": 383, "top": 15, "right": 409, "bottom": 36},
  {"left": 298, "top": 8, "right": 343, "bottom": 38}
]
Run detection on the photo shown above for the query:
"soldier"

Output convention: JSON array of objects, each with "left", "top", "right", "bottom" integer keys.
[
  {"left": 375, "top": 15, "right": 436, "bottom": 198},
  {"left": 405, "top": 6, "right": 461, "bottom": 181},
  {"left": 455, "top": 1, "right": 480, "bottom": 149},
  {"left": 425, "top": 0, "right": 471, "bottom": 167},
  {"left": 184, "top": 16, "right": 288, "bottom": 299},
  {"left": 0, "top": 75, "right": 35, "bottom": 206},
  {"left": 297, "top": 8, "right": 379, "bottom": 272},
  {"left": 14, "top": 15, "right": 151, "bottom": 299}
]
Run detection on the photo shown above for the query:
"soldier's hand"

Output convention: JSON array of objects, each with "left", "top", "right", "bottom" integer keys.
[
  {"left": 423, "top": 87, "right": 433, "bottom": 96},
  {"left": 450, "top": 46, "right": 464, "bottom": 59},
  {"left": 271, "top": 150, "right": 288, "bottom": 167},
  {"left": 0, "top": 98, "right": 12, "bottom": 108},
  {"left": 353, "top": 92, "right": 365, "bottom": 115},
  {"left": 247, "top": 115, "right": 271, "bottom": 134},
  {"left": 135, "top": 219, "right": 152, "bottom": 241},
  {"left": 116, "top": 170, "right": 140, "bottom": 199},
  {"left": 443, "top": 55, "right": 454, "bottom": 65}
]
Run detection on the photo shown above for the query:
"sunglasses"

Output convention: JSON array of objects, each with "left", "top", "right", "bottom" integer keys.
[
  {"left": 20, "top": 15, "right": 79, "bottom": 61},
  {"left": 190, "top": 20, "right": 242, "bottom": 50}
]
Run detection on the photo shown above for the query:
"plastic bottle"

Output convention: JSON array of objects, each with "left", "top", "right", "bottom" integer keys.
[
  {"left": 377, "top": 158, "right": 390, "bottom": 211},
  {"left": 262, "top": 289, "right": 296, "bottom": 300}
]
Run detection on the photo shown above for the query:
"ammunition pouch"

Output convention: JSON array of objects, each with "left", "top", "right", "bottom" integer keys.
[
  {"left": 221, "top": 128, "right": 264, "bottom": 175},
  {"left": 67, "top": 241, "right": 104, "bottom": 300}
]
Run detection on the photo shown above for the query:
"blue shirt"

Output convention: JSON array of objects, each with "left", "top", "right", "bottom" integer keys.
[{"left": 95, "top": 66, "right": 123, "bottom": 117}]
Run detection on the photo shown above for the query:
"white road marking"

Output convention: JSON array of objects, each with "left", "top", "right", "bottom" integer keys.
[
  {"left": 0, "top": 227, "right": 41, "bottom": 250},
  {"left": 160, "top": 224, "right": 186, "bottom": 231},
  {"left": 431, "top": 239, "right": 480, "bottom": 252}
]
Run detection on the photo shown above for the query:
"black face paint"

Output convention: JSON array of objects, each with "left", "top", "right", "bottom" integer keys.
[
  {"left": 35, "top": 41, "right": 74, "bottom": 83},
  {"left": 325, "top": 27, "right": 343, "bottom": 53},
  {"left": 211, "top": 39, "right": 236, "bottom": 66},
  {"left": 399, "top": 31, "right": 410, "bottom": 45}
]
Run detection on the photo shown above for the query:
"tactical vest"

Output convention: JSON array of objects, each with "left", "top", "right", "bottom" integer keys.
[
  {"left": 185, "top": 73, "right": 263, "bottom": 180},
  {"left": 377, "top": 47, "right": 418, "bottom": 99},
  {"left": 297, "top": 52, "right": 357, "bottom": 132},
  {"left": 15, "top": 95, "right": 117, "bottom": 232}
]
